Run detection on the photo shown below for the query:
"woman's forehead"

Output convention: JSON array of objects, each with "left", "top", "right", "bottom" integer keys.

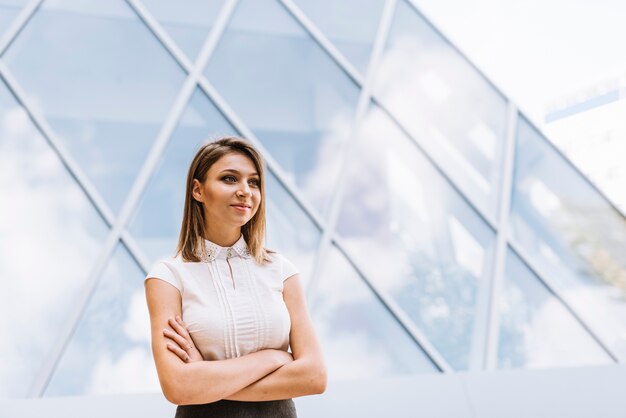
[{"left": 212, "top": 152, "right": 258, "bottom": 174}]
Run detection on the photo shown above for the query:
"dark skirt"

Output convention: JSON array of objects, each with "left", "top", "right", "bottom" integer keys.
[{"left": 174, "top": 399, "right": 297, "bottom": 418}]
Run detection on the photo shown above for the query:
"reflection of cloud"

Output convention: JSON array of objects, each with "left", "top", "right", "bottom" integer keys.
[
  {"left": 87, "top": 348, "right": 160, "bottom": 394},
  {"left": 301, "top": 111, "right": 353, "bottom": 214},
  {"left": 524, "top": 289, "right": 610, "bottom": 368},
  {"left": 501, "top": 282, "right": 618, "bottom": 368},
  {"left": 316, "top": 324, "right": 396, "bottom": 380},
  {"left": 124, "top": 290, "right": 152, "bottom": 344},
  {"left": 313, "top": 249, "right": 422, "bottom": 379},
  {"left": 0, "top": 102, "right": 104, "bottom": 396}
]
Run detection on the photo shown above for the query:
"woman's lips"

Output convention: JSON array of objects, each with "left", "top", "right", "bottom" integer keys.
[{"left": 231, "top": 204, "right": 251, "bottom": 212}]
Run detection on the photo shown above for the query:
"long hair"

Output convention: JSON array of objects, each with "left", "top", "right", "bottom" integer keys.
[{"left": 176, "top": 137, "right": 270, "bottom": 264}]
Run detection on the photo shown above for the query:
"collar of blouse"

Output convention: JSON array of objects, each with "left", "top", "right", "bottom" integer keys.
[{"left": 201, "top": 235, "right": 251, "bottom": 263}]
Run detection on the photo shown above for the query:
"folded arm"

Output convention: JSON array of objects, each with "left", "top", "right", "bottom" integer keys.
[
  {"left": 225, "top": 274, "right": 327, "bottom": 401},
  {"left": 145, "top": 278, "right": 292, "bottom": 405}
]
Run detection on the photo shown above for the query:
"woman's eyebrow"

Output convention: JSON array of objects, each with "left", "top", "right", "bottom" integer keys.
[{"left": 219, "top": 168, "right": 259, "bottom": 176}]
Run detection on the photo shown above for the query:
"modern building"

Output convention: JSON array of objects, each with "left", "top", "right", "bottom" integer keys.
[{"left": 1, "top": 0, "right": 625, "bottom": 416}]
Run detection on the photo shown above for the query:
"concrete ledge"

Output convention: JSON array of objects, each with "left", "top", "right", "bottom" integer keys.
[{"left": 2, "top": 365, "right": 625, "bottom": 417}]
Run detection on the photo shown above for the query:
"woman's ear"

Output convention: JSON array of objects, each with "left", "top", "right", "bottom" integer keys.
[{"left": 192, "top": 179, "right": 203, "bottom": 203}]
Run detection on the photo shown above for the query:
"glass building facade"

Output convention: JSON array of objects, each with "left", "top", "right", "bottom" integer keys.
[{"left": 1, "top": 0, "right": 625, "bottom": 400}]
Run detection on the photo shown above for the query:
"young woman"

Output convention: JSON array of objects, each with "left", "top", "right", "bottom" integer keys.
[{"left": 144, "top": 137, "right": 326, "bottom": 417}]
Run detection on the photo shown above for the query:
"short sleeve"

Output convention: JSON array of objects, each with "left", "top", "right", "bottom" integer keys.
[
  {"left": 145, "top": 260, "right": 182, "bottom": 293},
  {"left": 280, "top": 254, "right": 299, "bottom": 282}
]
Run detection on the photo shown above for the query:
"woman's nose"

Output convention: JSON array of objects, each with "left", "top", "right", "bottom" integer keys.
[{"left": 237, "top": 184, "right": 251, "bottom": 196}]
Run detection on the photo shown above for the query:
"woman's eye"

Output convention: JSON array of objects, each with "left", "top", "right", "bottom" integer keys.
[
  {"left": 222, "top": 175, "right": 236, "bottom": 183},
  {"left": 249, "top": 179, "right": 260, "bottom": 187}
]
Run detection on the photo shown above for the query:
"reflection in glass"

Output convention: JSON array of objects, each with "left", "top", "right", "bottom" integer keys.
[
  {"left": 292, "top": 0, "right": 385, "bottom": 74},
  {"left": 0, "top": 0, "right": 25, "bottom": 38},
  {"left": 140, "top": 0, "right": 226, "bottom": 61},
  {"left": 310, "top": 245, "right": 437, "bottom": 379},
  {"left": 128, "top": 88, "right": 237, "bottom": 263},
  {"left": 336, "top": 104, "right": 496, "bottom": 370},
  {"left": 265, "top": 172, "right": 321, "bottom": 286},
  {"left": 44, "top": 242, "right": 159, "bottom": 396},
  {"left": 511, "top": 116, "right": 626, "bottom": 360},
  {"left": 205, "top": 0, "right": 360, "bottom": 217},
  {"left": 497, "top": 248, "right": 611, "bottom": 369},
  {"left": 373, "top": 0, "right": 507, "bottom": 220},
  {"left": 3, "top": 0, "right": 187, "bottom": 213},
  {"left": 0, "top": 81, "right": 108, "bottom": 398}
]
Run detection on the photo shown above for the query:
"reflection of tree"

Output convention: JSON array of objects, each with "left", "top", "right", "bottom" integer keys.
[
  {"left": 393, "top": 254, "right": 477, "bottom": 370},
  {"left": 555, "top": 201, "right": 626, "bottom": 298}
]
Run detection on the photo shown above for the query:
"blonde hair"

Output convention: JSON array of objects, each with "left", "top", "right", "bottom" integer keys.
[{"left": 176, "top": 136, "right": 270, "bottom": 264}]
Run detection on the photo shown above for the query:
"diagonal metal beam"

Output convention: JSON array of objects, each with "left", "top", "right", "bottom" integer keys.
[
  {"left": 0, "top": 0, "right": 42, "bottom": 55},
  {"left": 304, "top": 0, "right": 395, "bottom": 294},
  {"left": 27, "top": 0, "right": 240, "bottom": 396}
]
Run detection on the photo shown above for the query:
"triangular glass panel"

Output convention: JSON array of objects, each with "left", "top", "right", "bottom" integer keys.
[
  {"left": 3, "top": 0, "right": 187, "bottom": 214},
  {"left": 205, "top": 0, "right": 361, "bottom": 218},
  {"left": 292, "top": 0, "right": 386, "bottom": 75},
  {"left": 372, "top": 0, "right": 508, "bottom": 221},
  {"left": 0, "top": 80, "right": 109, "bottom": 398},
  {"left": 44, "top": 242, "right": 159, "bottom": 396},
  {"left": 336, "top": 103, "right": 497, "bottom": 370},
  {"left": 497, "top": 247, "right": 612, "bottom": 368},
  {"left": 140, "top": 0, "right": 226, "bottom": 62},
  {"left": 510, "top": 115, "right": 626, "bottom": 360},
  {"left": 128, "top": 87, "right": 237, "bottom": 263},
  {"left": 309, "top": 244, "right": 438, "bottom": 378}
]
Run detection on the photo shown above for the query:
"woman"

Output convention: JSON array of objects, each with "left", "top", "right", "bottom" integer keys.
[{"left": 144, "top": 137, "right": 326, "bottom": 417}]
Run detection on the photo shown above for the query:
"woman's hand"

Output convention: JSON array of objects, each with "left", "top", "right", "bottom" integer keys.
[{"left": 163, "top": 315, "right": 203, "bottom": 363}]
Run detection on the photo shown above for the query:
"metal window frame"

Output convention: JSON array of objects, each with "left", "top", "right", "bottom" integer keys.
[
  {"left": 298, "top": 0, "right": 452, "bottom": 372},
  {"left": 469, "top": 102, "right": 518, "bottom": 371},
  {"left": 306, "top": 0, "right": 397, "bottom": 297},
  {"left": 0, "top": 0, "right": 240, "bottom": 396},
  {"left": 0, "top": 0, "right": 43, "bottom": 55},
  {"left": 0, "top": 0, "right": 619, "bottom": 399}
]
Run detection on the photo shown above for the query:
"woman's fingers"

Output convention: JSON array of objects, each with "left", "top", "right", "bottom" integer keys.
[
  {"left": 167, "top": 317, "right": 193, "bottom": 350},
  {"left": 168, "top": 317, "right": 192, "bottom": 341},
  {"left": 163, "top": 328, "right": 191, "bottom": 351},
  {"left": 166, "top": 342, "right": 190, "bottom": 362},
  {"left": 165, "top": 316, "right": 204, "bottom": 363}
]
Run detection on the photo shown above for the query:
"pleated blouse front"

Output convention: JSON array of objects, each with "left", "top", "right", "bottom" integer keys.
[{"left": 145, "top": 235, "right": 298, "bottom": 360}]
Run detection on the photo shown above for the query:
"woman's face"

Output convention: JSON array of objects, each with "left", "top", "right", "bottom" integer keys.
[{"left": 192, "top": 152, "right": 261, "bottom": 231}]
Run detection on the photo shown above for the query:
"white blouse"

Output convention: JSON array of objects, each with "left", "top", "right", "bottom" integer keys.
[{"left": 145, "top": 235, "right": 298, "bottom": 360}]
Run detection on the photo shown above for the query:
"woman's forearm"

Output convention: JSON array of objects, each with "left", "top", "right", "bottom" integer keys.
[
  {"left": 225, "top": 357, "right": 327, "bottom": 401},
  {"left": 166, "top": 349, "right": 290, "bottom": 405}
]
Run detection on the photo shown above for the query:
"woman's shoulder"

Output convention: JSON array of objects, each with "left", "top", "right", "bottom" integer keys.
[
  {"left": 145, "top": 255, "right": 187, "bottom": 292},
  {"left": 262, "top": 250, "right": 299, "bottom": 282}
]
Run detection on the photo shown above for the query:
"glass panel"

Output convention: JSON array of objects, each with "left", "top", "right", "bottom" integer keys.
[
  {"left": 373, "top": 0, "right": 507, "bottom": 220},
  {"left": 265, "top": 172, "right": 320, "bottom": 286},
  {"left": 128, "top": 88, "right": 238, "bottom": 262},
  {"left": 140, "top": 0, "right": 226, "bottom": 61},
  {"left": 0, "top": 80, "right": 109, "bottom": 398},
  {"left": 336, "top": 103, "right": 496, "bottom": 370},
  {"left": 205, "top": 0, "right": 360, "bottom": 217},
  {"left": 0, "top": 0, "right": 25, "bottom": 38},
  {"left": 292, "top": 0, "right": 385, "bottom": 75},
  {"left": 310, "top": 244, "right": 438, "bottom": 379},
  {"left": 3, "top": 0, "right": 187, "bottom": 214},
  {"left": 497, "top": 247, "right": 612, "bottom": 369},
  {"left": 510, "top": 116, "right": 626, "bottom": 360},
  {"left": 44, "top": 242, "right": 159, "bottom": 396}
]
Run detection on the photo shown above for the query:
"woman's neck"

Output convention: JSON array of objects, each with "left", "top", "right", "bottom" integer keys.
[{"left": 203, "top": 226, "right": 241, "bottom": 247}]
